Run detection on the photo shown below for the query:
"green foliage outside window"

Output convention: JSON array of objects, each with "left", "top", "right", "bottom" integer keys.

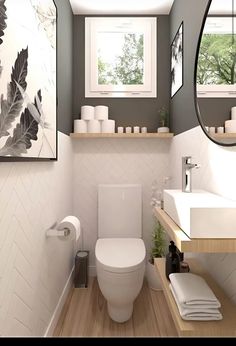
[
  {"left": 197, "top": 34, "right": 236, "bottom": 85},
  {"left": 98, "top": 33, "right": 144, "bottom": 85}
]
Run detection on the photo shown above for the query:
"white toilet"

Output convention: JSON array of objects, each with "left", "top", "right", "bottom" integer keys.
[{"left": 95, "top": 184, "right": 146, "bottom": 323}]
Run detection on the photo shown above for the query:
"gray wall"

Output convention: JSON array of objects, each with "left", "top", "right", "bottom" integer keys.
[
  {"left": 198, "top": 98, "right": 236, "bottom": 128},
  {"left": 170, "top": 0, "right": 210, "bottom": 135},
  {"left": 55, "top": 0, "right": 73, "bottom": 135},
  {"left": 73, "top": 16, "right": 170, "bottom": 132}
]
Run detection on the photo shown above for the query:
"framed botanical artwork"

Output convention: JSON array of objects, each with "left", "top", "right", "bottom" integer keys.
[
  {"left": 0, "top": 0, "right": 57, "bottom": 161},
  {"left": 171, "top": 22, "right": 183, "bottom": 98}
]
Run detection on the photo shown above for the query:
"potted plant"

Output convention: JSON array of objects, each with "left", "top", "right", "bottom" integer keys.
[
  {"left": 146, "top": 221, "right": 166, "bottom": 290},
  {"left": 157, "top": 107, "right": 170, "bottom": 133}
]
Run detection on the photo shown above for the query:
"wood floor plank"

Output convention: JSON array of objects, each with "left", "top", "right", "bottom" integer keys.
[
  {"left": 54, "top": 277, "right": 177, "bottom": 337},
  {"left": 132, "top": 281, "right": 160, "bottom": 337},
  {"left": 150, "top": 289, "right": 178, "bottom": 337}
]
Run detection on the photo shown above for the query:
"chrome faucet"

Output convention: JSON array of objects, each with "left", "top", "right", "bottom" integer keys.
[{"left": 182, "top": 156, "right": 200, "bottom": 193}]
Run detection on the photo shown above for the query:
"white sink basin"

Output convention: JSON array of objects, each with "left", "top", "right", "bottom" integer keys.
[{"left": 163, "top": 190, "right": 236, "bottom": 238}]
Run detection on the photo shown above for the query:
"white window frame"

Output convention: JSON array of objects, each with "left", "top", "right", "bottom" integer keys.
[
  {"left": 197, "top": 84, "right": 236, "bottom": 98},
  {"left": 197, "top": 16, "right": 236, "bottom": 98},
  {"left": 85, "top": 17, "right": 157, "bottom": 98}
]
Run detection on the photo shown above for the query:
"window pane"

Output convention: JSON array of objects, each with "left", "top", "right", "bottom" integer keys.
[
  {"left": 85, "top": 17, "right": 157, "bottom": 98},
  {"left": 197, "top": 17, "right": 236, "bottom": 86},
  {"left": 97, "top": 32, "right": 144, "bottom": 86}
]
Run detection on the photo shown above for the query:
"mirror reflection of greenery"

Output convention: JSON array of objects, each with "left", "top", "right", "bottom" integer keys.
[
  {"left": 197, "top": 34, "right": 236, "bottom": 85},
  {"left": 98, "top": 33, "right": 144, "bottom": 85}
]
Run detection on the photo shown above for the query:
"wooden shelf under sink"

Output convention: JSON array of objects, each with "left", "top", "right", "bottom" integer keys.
[
  {"left": 155, "top": 258, "right": 236, "bottom": 336},
  {"left": 154, "top": 207, "right": 236, "bottom": 253}
]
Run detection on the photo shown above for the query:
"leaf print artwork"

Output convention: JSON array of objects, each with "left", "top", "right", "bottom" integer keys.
[
  {"left": 0, "top": 48, "right": 28, "bottom": 138},
  {"left": 0, "top": 0, "right": 7, "bottom": 77},
  {"left": 0, "top": 90, "right": 41, "bottom": 156},
  {"left": 30, "top": 0, "right": 56, "bottom": 49},
  {"left": 0, "top": 0, "right": 57, "bottom": 160},
  {"left": 0, "top": 0, "right": 7, "bottom": 45}
]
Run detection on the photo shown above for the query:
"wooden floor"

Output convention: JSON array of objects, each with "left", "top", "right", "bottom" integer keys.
[{"left": 54, "top": 278, "right": 177, "bottom": 337}]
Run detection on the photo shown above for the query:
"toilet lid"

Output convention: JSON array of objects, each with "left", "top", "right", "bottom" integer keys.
[{"left": 95, "top": 238, "right": 146, "bottom": 273}]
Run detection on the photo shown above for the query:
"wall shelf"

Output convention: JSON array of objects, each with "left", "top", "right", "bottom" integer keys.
[
  {"left": 155, "top": 258, "right": 236, "bottom": 337},
  {"left": 70, "top": 133, "right": 174, "bottom": 139},
  {"left": 154, "top": 207, "right": 236, "bottom": 253},
  {"left": 212, "top": 133, "right": 236, "bottom": 139}
]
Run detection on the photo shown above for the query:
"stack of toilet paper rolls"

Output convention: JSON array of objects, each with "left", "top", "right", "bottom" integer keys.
[
  {"left": 225, "top": 107, "right": 236, "bottom": 133},
  {"left": 74, "top": 106, "right": 115, "bottom": 134}
]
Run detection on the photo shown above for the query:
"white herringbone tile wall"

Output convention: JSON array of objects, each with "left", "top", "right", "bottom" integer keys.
[
  {"left": 73, "top": 139, "right": 171, "bottom": 271},
  {"left": 0, "top": 132, "right": 74, "bottom": 336},
  {"left": 170, "top": 126, "right": 236, "bottom": 303}
]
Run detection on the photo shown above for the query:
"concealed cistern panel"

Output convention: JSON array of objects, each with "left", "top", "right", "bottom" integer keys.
[{"left": 98, "top": 184, "right": 142, "bottom": 238}]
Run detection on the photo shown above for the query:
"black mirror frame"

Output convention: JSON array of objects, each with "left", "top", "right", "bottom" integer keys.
[{"left": 194, "top": 0, "right": 236, "bottom": 147}]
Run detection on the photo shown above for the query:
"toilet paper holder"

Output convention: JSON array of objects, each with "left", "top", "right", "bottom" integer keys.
[
  {"left": 46, "top": 216, "right": 81, "bottom": 241},
  {"left": 46, "top": 226, "right": 70, "bottom": 238}
]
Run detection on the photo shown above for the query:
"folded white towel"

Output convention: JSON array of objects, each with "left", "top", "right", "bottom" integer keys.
[
  {"left": 169, "top": 273, "right": 221, "bottom": 308},
  {"left": 170, "top": 285, "right": 223, "bottom": 321},
  {"left": 170, "top": 284, "right": 221, "bottom": 311}
]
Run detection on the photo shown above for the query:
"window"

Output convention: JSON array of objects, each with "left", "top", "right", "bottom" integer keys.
[
  {"left": 85, "top": 17, "right": 157, "bottom": 98},
  {"left": 197, "top": 17, "right": 236, "bottom": 98}
]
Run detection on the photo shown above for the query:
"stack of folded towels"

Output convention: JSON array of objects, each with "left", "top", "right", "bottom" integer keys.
[{"left": 169, "top": 273, "right": 222, "bottom": 321}]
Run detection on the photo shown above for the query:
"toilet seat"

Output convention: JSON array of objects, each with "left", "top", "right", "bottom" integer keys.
[{"left": 95, "top": 238, "right": 146, "bottom": 273}]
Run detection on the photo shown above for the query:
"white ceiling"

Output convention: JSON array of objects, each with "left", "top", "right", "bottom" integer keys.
[
  {"left": 209, "top": 0, "right": 235, "bottom": 15},
  {"left": 69, "top": 0, "right": 174, "bottom": 15},
  {"left": 69, "top": 0, "right": 235, "bottom": 16}
]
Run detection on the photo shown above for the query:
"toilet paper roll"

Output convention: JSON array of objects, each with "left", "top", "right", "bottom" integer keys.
[
  {"left": 101, "top": 120, "right": 115, "bottom": 133},
  {"left": 74, "top": 120, "right": 87, "bottom": 133},
  {"left": 95, "top": 106, "right": 109, "bottom": 120},
  {"left": 57, "top": 216, "right": 81, "bottom": 241},
  {"left": 225, "top": 120, "right": 236, "bottom": 133},
  {"left": 88, "top": 120, "right": 101, "bottom": 133},
  {"left": 81, "top": 106, "right": 94, "bottom": 120},
  {"left": 231, "top": 107, "right": 236, "bottom": 120}
]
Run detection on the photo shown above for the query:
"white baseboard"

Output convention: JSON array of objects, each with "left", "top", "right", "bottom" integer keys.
[{"left": 44, "top": 267, "right": 74, "bottom": 337}]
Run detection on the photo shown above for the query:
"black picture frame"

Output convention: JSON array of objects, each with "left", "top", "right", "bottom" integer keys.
[
  {"left": 0, "top": 0, "right": 58, "bottom": 161},
  {"left": 171, "top": 21, "right": 184, "bottom": 98}
]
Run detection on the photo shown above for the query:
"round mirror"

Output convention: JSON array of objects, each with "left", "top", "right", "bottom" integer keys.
[{"left": 194, "top": 0, "right": 236, "bottom": 146}]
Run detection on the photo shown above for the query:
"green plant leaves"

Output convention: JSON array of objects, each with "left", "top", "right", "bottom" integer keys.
[{"left": 151, "top": 221, "right": 166, "bottom": 260}]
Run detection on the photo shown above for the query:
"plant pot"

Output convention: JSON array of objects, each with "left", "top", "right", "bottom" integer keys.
[
  {"left": 157, "top": 127, "right": 170, "bottom": 133},
  {"left": 146, "top": 260, "right": 162, "bottom": 291}
]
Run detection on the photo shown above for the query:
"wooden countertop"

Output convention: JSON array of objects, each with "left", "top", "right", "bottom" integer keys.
[{"left": 154, "top": 207, "right": 236, "bottom": 253}]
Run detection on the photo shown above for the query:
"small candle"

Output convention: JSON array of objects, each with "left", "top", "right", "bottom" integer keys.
[
  {"left": 133, "top": 126, "right": 140, "bottom": 133},
  {"left": 141, "top": 127, "right": 147, "bottom": 133},
  {"left": 209, "top": 127, "right": 216, "bottom": 134},
  {"left": 117, "top": 127, "right": 124, "bottom": 133},
  {"left": 217, "top": 127, "right": 224, "bottom": 134},
  {"left": 126, "top": 127, "right": 132, "bottom": 133}
]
